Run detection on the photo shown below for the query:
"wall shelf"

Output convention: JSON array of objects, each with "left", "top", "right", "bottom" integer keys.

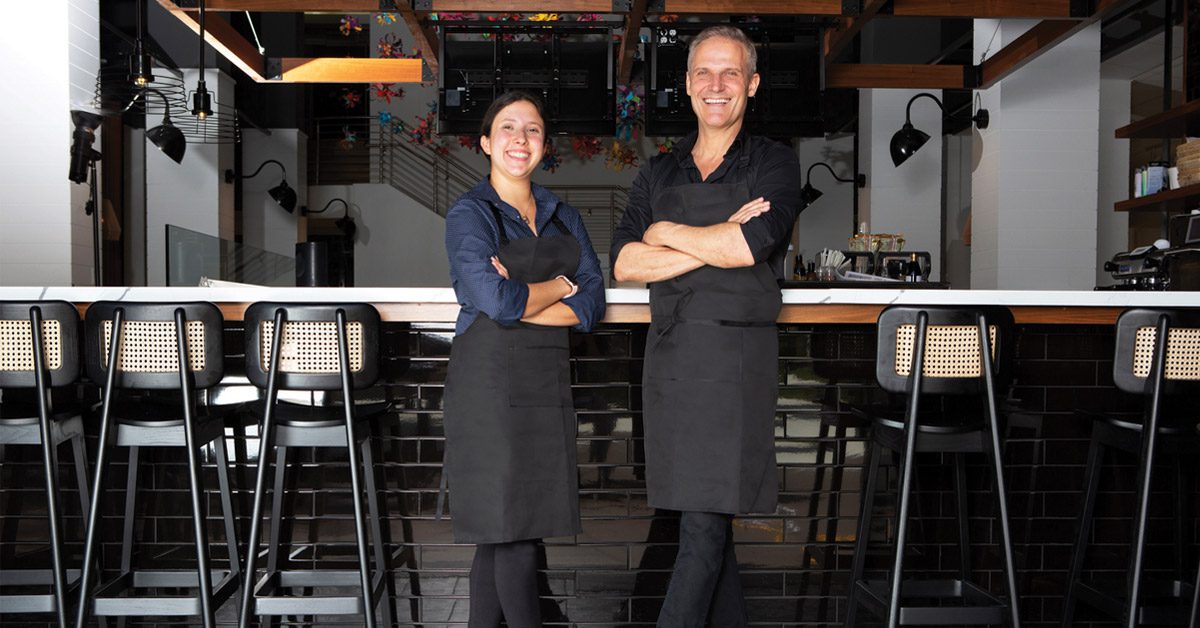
[
  {"left": 1115, "top": 182, "right": 1200, "bottom": 212},
  {"left": 1114, "top": 98, "right": 1200, "bottom": 139}
]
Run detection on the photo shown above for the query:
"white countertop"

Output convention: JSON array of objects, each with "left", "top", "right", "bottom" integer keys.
[{"left": 1, "top": 286, "right": 1199, "bottom": 308}]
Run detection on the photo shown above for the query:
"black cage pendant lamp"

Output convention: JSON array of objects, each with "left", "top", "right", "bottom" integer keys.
[
  {"left": 226, "top": 159, "right": 297, "bottom": 212},
  {"left": 890, "top": 92, "right": 989, "bottom": 167}
]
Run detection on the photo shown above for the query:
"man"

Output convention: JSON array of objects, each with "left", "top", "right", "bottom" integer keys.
[{"left": 610, "top": 25, "right": 802, "bottom": 626}]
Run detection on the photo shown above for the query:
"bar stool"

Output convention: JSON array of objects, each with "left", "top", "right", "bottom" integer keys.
[
  {"left": 0, "top": 301, "right": 89, "bottom": 627},
  {"left": 237, "top": 302, "right": 393, "bottom": 628},
  {"left": 846, "top": 305, "right": 1021, "bottom": 627},
  {"left": 74, "top": 302, "right": 241, "bottom": 628},
  {"left": 1063, "top": 308, "right": 1200, "bottom": 627}
]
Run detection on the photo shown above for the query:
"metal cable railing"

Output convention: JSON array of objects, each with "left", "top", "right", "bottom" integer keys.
[{"left": 310, "top": 117, "right": 628, "bottom": 274}]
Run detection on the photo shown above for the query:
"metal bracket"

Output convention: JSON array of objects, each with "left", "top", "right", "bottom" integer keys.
[
  {"left": 422, "top": 61, "right": 435, "bottom": 83},
  {"left": 965, "top": 64, "right": 982, "bottom": 89},
  {"left": 842, "top": 0, "right": 860, "bottom": 16},
  {"left": 1068, "top": 0, "right": 1093, "bottom": 18},
  {"left": 413, "top": 0, "right": 433, "bottom": 11},
  {"left": 266, "top": 58, "right": 283, "bottom": 81}
]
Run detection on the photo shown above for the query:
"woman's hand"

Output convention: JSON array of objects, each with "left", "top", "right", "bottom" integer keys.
[
  {"left": 727, "top": 197, "right": 770, "bottom": 224},
  {"left": 490, "top": 256, "right": 510, "bottom": 280}
]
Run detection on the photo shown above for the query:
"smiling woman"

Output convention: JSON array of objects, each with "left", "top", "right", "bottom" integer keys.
[{"left": 440, "top": 90, "right": 606, "bottom": 627}]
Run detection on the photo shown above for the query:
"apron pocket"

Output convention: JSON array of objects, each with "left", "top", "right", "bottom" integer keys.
[{"left": 508, "top": 344, "right": 567, "bottom": 407}]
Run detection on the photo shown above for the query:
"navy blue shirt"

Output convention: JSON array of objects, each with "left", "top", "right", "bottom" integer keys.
[{"left": 446, "top": 178, "right": 606, "bottom": 335}]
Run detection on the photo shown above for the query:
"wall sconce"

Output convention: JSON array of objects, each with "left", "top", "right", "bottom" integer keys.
[
  {"left": 800, "top": 162, "right": 866, "bottom": 205},
  {"left": 890, "top": 92, "right": 989, "bottom": 167},
  {"left": 306, "top": 198, "right": 357, "bottom": 241},
  {"left": 144, "top": 88, "right": 186, "bottom": 164},
  {"left": 225, "top": 159, "right": 296, "bottom": 212}
]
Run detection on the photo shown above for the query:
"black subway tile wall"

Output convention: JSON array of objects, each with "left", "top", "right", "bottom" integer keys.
[{"left": 1, "top": 322, "right": 1196, "bottom": 627}]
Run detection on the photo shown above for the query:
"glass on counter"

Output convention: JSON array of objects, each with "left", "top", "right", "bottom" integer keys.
[{"left": 848, "top": 232, "right": 905, "bottom": 253}]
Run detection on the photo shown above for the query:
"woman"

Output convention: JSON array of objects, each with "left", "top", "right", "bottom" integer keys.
[{"left": 442, "top": 91, "right": 606, "bottom": 627}]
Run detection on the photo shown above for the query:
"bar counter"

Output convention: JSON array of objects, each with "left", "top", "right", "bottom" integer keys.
[
  {"left": 4, "top": 286, "right": 1199, "bottom": 323},
  {"left": 2, "top": 286, "right": 1197, "bottom": 626}
]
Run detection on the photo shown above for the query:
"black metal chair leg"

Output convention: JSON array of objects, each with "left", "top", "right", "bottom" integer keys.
[
  {"left": 75, "top": 308, "right": 124, "bottom": 628},
  {"left": 70, "top": 433, "right": 90, "bottom": 534},
  {"left": 817, "top": 427, "right": 847, "bottom": 622},
  {"left": 119, "top": 447, "right": 140, "bottom": 578},
  {"left": 266, "top": 446, "right": 287, "bottom": 577},
  {"left": 212, "top": 433, "right": 241, "bottom": 586},
  {"left": 336, "top": 309, "right": 376, "bottom": 628},
  {"left": 955, "top": 453, "right": 972, "bottom": 583},
  {"left": 362, "top": 433, "right": 395, "bottom": 627},
  {"left": 175, "top": 309, "right": 216, "bottom": 628},
  {"left": 30, "top": 306, "right": 69, "bottom": 628},
  {"left": 1062, "top": 436, "right": 1104, "bottom": 627},
  {"left": 847, "top": 439, "right": 882, "bottom": 627},
  {"left": 1174, "top": 460, "right": 1187, "bottom": 581},
  {"left": 238, "top": 308, "right": 286, "bottom": 628}
]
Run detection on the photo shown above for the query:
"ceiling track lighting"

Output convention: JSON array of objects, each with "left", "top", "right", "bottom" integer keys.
[
  {"left": 890, "top": 92, "right": 990, "bottom": 167},
  {"left": 143, "top": 88, "right": 186, "bottom": 163},
  {"left": 225, "top": 159, "right": 297, "bottom": 213},
  {"left": 799, "top": 162, "right": 866, "bottom": 206}
]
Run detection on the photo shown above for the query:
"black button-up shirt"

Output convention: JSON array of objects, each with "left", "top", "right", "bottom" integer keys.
[{"left": 610, "top": 129, "right": 803, "bottom": 278}]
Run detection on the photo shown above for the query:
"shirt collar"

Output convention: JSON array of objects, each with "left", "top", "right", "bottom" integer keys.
[
  {"left": 672, "top": 127, "right": 750, "bottom": 169},
  {"left": 467, "top": 177, "right": 560, "bottom": 230}
]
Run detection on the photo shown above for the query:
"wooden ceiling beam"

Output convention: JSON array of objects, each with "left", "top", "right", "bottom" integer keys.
[
  {"left": 978, "top": 0, "right": 1138, "bottom": 88},
  {"left": 394, "top": 3, "right": 439, "bottom": 82},
  {"left": 175, "top": 0, "right": 852, "bottom": 13},
  {"left": 158, "top": 0, "right": 269, "bottom": 81},
  {"left": 824, "top": 0, "right": 888, "bottom": 64},
  {"left": 616, "top": 0, "right": 649, "bottom": 86},
  {"left": 826, "top": 63, "right": 967, "bottom": 89},
  {"left": 890, "top": 0, "right": 1080, "bottom": 19},
  {"left": 275, "top": 57, "right": 424, "bottom": 82}
]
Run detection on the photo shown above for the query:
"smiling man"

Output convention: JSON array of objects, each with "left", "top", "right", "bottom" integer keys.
[{"left": 610, "top": 25, "right": 803, "bottom": 627}]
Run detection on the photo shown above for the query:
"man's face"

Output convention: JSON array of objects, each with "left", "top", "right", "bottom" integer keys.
[{"left": 686, "top": 36, "right": 760, "bottom": 134}]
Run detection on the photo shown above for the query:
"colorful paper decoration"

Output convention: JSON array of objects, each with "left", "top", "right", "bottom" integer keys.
[
  {"left": 372, "top": 83, "right": 404, "bottom": 104},
  {"left": 339, "top": 15, "right": 363, "bottom": 36},
  {"left": 340, "top": 126, "right": 359, "bottom": 150},
  {"left": 615, "top": 85, "right": 644, "bottom": 142},
  {"left": 378, "top": 111, "right": 393, "bottom": 125},
  {"left": 604, "top": 140, "right": 639, "bottom": 171},
  {"left": 576, "top": 13, "right": 601, "bottom": 21},
  {"left": 540, "top": 140, "right": 561, "bottom": 173},
  {"left": 654, "top": 137, "right": 677, "bottom": 154},
  {"left": 375, "top": 12, "right": 398, "bottom": 25},
  {"left": 570, "top": 136, "right": 604, "bottom": 162},
  {"left": 340, "top": 89, "right": 362, "bottom": 109},
  {"left": 458, "top": 135, "right": 482, "bottom": 154},
  {"left": 529, "top": 13, "right": 560, "bottom": 21}
]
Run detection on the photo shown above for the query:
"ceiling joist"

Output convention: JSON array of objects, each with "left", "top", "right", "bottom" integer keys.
[
  {"left": 823, "top": 0, "right": 887, "bottom": 63},
  {"left": 890, "top": 0, "right": 1082, "bottom": 19},
  {"left": 173, "top": 0, "right": 851, "bottom": 14},
  {"left": 616, "top": 0, "right": 649, "bottom": 86},
  {"left": 826, "top": 63, "right": 968, "bottom": 89}
]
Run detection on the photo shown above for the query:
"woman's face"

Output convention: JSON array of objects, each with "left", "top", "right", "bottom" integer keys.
[{"left": 480, "top": 99, "right": 545, "bottom": 182}]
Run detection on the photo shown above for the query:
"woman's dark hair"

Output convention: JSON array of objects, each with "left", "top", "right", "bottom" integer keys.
[{"left": 478, "top": 90, "right": 548, "bottom": 137}]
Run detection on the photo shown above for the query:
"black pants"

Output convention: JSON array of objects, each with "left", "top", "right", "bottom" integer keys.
[
  {"left": 658, "top": 511, "right": 748, "bottom": 628},
  {"left": 469, "top": 539, "right": 542, "bottom": 628}
]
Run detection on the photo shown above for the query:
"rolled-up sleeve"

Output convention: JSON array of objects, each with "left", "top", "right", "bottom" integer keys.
[
  {"left": 445, "top": 200, "right": 529, "bottom": 325},
  {"left": 609, "top": 165, "right": 655, "bottom": 269},
  {"left": 740, "top": 145, "right": 804, "bottom": 263},
  {"left": 558, "top": 205, "right": 607, "bottom": 332}
]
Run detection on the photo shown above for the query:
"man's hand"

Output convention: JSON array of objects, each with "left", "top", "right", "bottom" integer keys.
[
  {"left": 490, "top": 256, "right": 510, "bottom": 279},
  {"left": 642, "top": 221, "right": 679, "bottom": 248},
  {"left": 727, "top": 197, "right": 770, "bottom": 224}
]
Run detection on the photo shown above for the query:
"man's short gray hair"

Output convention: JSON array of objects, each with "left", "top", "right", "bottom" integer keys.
[{"left": 686, "top": 25, "right": 757, "bottom": 76}]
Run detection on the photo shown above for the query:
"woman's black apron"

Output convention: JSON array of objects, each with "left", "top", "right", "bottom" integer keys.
[
  {"left": 643, "top": 167, "right": 781, "bottom": 515},
  {"left": 443, "top": 203, "right": 582, "bottom": 544}
]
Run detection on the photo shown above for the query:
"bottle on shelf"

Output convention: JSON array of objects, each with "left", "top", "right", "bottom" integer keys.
[{"left": 905, "top": 253, "right": 922, "bottom": 283}]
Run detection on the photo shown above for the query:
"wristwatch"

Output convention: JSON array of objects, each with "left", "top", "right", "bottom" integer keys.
[{"left": 556, "top": 274, "right": 579, "bottom": 298}]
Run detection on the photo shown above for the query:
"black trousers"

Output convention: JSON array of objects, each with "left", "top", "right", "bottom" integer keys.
[
  {"left": 469, "top": 539, "right": 542, "bottom": 628},
  {"left": 658, "top": 511, "right": 748, "bottom": 628}
]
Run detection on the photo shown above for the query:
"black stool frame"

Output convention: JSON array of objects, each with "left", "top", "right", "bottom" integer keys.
[
  {"left": 1063, "top": 308, "right": 1200, "bottom": 628},
  {"left": 846, "top": 306, "right": 1021, "bottom": 627},
  {"left": 74, "top": 302, "right": 240, "bottom": 628},
  {"left": 237, "top": 302, "right": 392, "bottom": 628},
  {"left": 0, "top": 301, "right": 88, "bottom": 628}
]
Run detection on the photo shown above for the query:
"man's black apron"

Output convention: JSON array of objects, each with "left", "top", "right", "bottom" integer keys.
[
  {"left": 643, "top": 170, "right": 781, "bottom": 515},
  {"left": 443, "top": 204, "right": 582, "bottom": 544}
]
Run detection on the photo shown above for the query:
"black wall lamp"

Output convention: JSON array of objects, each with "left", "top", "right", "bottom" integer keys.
[
  {"left": 800, "top": 162, "right": 866, "bottom": 205},
  {"left": 225, "top": 159, "right": 296, "bottom": 212},
  {"left": 306, "top": 198, "right": 357, "bottom": 241},
  {"left": 143, "top": 88, "right": 186, "bottom": 163},
  {"left": 890, "top": 92, "right": 989, "bottom": 167}
]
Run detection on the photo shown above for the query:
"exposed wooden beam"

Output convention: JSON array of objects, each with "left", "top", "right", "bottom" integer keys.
[
  {"left": 891, "top": 0, "right": 1078, "bottom": 18},
  {"left": 977, "top": 0, "right": 1136, "bottom": 88},
  {"left": 158, "top": 0, "right": 268, "bottom": 81},
  {"left": 395, "top": 4, "right": 439, "bottom": 82},
  {"left": 826, "top": 63, "right": 966, "bottom": 89},
  {"left": 276, "top": 57, "right": 424, "bottom": 82},
  {"left": 616, "top": 0, "right": 649, "bottom": 86},
  {"left": 823, "top": 0, "right": 888, "bottom": 64},
  {"left": 180, "top": 0, "right": 850, "bottom": 13}
]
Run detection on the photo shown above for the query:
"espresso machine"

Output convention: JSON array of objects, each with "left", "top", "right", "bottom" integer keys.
[{"left": 1098, "top": 212, "right": 1200, "bottom": 291}]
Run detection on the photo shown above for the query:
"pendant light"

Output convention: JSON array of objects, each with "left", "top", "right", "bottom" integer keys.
[{"left": 190, "top": 0, "right": 213, "bottom": 120}]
